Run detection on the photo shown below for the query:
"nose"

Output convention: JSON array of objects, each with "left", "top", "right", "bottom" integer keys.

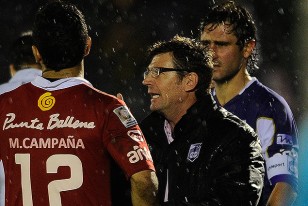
[{"left": 142, "top": 75, "right": 153, "bottom": 86}]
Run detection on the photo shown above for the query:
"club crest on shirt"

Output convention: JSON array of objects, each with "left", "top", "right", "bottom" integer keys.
[
  {"left": 187, "top": 143, "right": 202, "bottom": 162},
  {"left": 38, "top": 92, "right": 56, "bottom": 111},
  {"left": 113, "top": 106, "right": 137, "bottom": 128}
]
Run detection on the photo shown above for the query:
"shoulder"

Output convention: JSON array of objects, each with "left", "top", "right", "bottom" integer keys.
[
  {"left": 0, "top": 82, "right": 24, "bottom": 95},
  {"left": 78, "top": 84, "right": 124, "bottom": 108},
  {"left": 250, "top": 80, "right": 291, "bottom": 109}
]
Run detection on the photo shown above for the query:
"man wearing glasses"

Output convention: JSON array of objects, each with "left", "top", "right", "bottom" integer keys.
[{"left": 139, "top": 35, "right": 265, "bottom": 205}]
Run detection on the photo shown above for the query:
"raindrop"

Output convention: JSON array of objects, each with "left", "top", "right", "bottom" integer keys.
[{"left": 278, "top": 8, "right": 285, "bottom": 15}]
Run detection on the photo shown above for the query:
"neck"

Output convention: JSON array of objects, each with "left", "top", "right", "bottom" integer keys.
[
  {"left": 20, "top": 63, "right": 42, "bottom": 70},
  {"left": 42, "top": 61, "right": 84, "bottom": 79},
  {"left": 163, "top": 94, "right": 197, "bottom": 131},
  {"left": 214, "top": 69, "right": 251, "bottom": 106}
]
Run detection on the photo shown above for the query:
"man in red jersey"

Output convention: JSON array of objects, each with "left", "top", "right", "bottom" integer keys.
[{"left": 0, "top": 1, "right": 158, "bottom": 206}]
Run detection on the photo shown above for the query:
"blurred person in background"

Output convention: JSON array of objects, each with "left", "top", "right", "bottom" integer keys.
[
  {"left": 140, "top": 35, "right": 264, "bottom": 205},
  {"left": 0, "top": 31, "right": 42, "bottom": 203},
  {"left": 0, "top": 31, "right": 42, "bottom": 94},
  {"left": 0, "top": 1, "right": 158, "bottom": 205},
  {"left": 199, "top": 1, "right": 298, "bottom": 205}
]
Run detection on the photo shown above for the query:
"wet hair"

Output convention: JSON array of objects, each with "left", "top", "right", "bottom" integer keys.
[
  {"left": 148, "top": 35, "right": 213, "bottom": 99},
  {"left": 199, "top": 1, "right": 258, "bottom": 72},
  {"left": 9, "top": 31, "right": 37, "bottom": 71},
  {"left": 32, "top": 1, "right": 88, "bottom": 71}
]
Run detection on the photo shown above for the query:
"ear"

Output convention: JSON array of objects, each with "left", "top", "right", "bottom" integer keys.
[
  {"left": 243, "top": 39, "right": 256, "bottom": 58},
  {"left": 9, "top": 64, "right": 16, "bottom": 77},
  {"left": 32, "top": 45, "right": 42, "bottom": 63},
  {"left": 84, "top": 36, "right": 92, "bottom": 56},
  {"left": 184, "top": 72, "right": 198, "bottom": 92}
]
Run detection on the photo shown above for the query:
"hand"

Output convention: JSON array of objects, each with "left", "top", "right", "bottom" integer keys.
[{"left": 117, "top": 93, "right": 124, "bottom": 101}]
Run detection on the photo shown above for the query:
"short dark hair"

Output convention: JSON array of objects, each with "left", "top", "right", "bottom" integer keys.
[
  {"left": 32, "top": 1, "right": 88, "bottom": 71},
  {"left": 9, "top": 31, "right": 36, "bottom": 71},
  {"left": 148, "top": 35, "right": 213, "bottom": 98},
  {"left": 199, "top": 1, "right": 258, "bottom": 72}
]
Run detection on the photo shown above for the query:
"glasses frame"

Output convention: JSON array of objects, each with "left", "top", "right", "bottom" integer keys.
[{"left": 143, "top": 67, "right": 191, "bottom": 79}]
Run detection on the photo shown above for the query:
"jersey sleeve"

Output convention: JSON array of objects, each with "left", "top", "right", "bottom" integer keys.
[
  {"left": 102, "top": 99, "right": 155, "bottom": 178},
  {"left": 256, "top": 99, "right": 298, "bottom": 190}
]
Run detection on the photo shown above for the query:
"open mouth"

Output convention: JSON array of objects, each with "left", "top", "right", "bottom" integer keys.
[{"left": 149, "top": 93, "right": 160, "bottom": 99}]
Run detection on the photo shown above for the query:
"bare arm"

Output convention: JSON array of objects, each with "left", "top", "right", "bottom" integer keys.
[
  {"left": 130, "top": 170, "right": 159, "bottom": 206},
  {"left": 266, "top": 182, "right": 297, "bottom": 206}
]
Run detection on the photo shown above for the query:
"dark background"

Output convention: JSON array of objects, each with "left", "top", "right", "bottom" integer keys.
[
  {"left": 0, "top": 0, "right": 307, "bottom": 204},
  {"left": 0, "top": 0, "right": 306, "bottom": 123},
  {"left": 0, "top": 0, "right": 304, "bottom": 121}
]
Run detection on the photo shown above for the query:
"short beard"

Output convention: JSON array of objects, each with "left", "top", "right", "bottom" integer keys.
[{"left": 214, "top": 66, "right": 241, "bottom": 84}]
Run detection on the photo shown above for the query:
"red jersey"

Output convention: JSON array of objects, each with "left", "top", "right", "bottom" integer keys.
[{"left": 0, "top": 77, "right": 155, "bottom": 206}]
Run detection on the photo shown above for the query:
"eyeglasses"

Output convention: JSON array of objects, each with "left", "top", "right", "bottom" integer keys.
[{"left": 143, "top": 67, "right": 190, "bottom": 79}]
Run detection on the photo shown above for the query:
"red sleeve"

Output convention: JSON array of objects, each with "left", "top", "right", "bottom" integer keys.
[{"left": 102, "top": 100, "right": 155, "bottom": 178}]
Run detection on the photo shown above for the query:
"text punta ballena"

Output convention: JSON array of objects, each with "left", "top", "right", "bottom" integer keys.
[{"left": 3, "top": 113, "right": 96, "bottom": 130}]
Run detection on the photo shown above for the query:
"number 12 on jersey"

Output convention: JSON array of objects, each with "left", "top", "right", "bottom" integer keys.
[{"left": 15, "top": 153, "right": 83, "bottom": 206}]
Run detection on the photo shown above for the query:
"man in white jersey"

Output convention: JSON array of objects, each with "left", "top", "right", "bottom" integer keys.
[
  {"left": 0, "top": 31, "right": 42, "bottom": 94},
  {"left": 0, "top": 1, "right": 158, "bottom": 206}
]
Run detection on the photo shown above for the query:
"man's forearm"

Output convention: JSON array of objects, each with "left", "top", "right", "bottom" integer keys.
[
  {"left": 267, "top": 182, "right": 297, "bottom": 206},
  {"left": 131, "top": 170, "right": 159, "bottom": 206}
]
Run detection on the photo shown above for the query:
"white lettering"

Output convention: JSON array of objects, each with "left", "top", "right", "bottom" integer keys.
[
  {"left": 8, "top": 136, "right": 85, "bottom": 149},
  {"left": 9, "top": 138, "right": 19, "bottom": 148},
  {"left": 3, "top": 113, "right": 44, "bottom": 130},
  {"left": 2, "top": 113, "right": 95, "bottom": 131},
  {"left": 127, "top": 145, "right": 153, "bottom": 163},
  {"left": 23, "top": 138, "right": 30, "bottom": 149},
  {"left": 127, "top": 151, "right": 140, "bottom": 163},
  {"left": 47, "top": 114, "right": 95, "bottom": 130}
]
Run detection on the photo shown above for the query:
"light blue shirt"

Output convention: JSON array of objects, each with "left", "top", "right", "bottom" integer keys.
[{"left": 0, "top": 68, "right": 42, "bottom": 95}]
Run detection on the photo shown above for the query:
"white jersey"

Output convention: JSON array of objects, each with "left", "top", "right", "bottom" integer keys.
[{"left": 0, "top": 68, "right": 42, "bottom": 95}]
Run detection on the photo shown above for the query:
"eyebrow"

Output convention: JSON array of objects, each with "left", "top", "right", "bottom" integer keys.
[{"left": 201, "top": 40, "right": 233, "bottom": 46}]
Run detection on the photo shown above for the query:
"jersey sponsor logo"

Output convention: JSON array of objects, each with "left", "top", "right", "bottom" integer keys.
[
  {"left": 38, "top": 92, "right": 56, "bottom": 111},
  {"left": 113, "top": 106, "right": 137, "bottom": 128},
  {"left": 3, "top": 113, "right": 44, "bottom": 130},
  {"left": 2, "top": 113, "right": 95, "bottom": 131},
  {"left": 276, "top": 134, "right": 293, "bottom": 145},
  {"left": 9, "top": 135, "right": 85, "bottom": 149},
  {"left": 127, "top": 130, "right": 144, "bottom": 142},
  {"left": 127, "top": 145, "right": 153, "bottom": 163},
  {"left": 268, "top": 162, "right": 285, "bottom": 172},
  {"left": 47, "top": 113, "right": 95, "bottom": 129},
  {"left": 187, "top": 143, "right": 202, "bottom": 162}
]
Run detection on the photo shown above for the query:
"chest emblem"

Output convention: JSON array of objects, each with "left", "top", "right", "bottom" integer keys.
[{"left": 187, "top": 143, "right": 202, "bottom": 162}]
